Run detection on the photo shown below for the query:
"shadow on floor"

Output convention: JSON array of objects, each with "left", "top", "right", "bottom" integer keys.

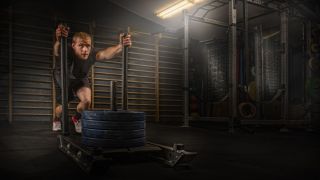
[{"left": 0, "top": 121, "right": 319, "bottom": 180}]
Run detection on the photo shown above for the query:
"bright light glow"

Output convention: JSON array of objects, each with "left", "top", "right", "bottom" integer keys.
[
  {"left": 160, "top": 2, "right": 193, "bottom": 19},
  {"left": 156, "top": 0, "right": 203, "bottom": 19}
]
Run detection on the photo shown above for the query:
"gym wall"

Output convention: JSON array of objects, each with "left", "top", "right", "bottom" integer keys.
[
  {"left": 0, "top": 1, "right": 184, "bottom": 123},
  {"left": 0, "top": 9, "right": 9, "bottom": 121}
]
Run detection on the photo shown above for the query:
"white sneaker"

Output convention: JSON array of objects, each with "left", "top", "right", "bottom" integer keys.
[
  {"left": 74, "top": 121, "right": 81, "bottom": 133},
  {"left": 52, "top": 119, "right": 61, "bottom": 131},
  {"left": 72, "top": 116, "right": 82, "bottom": 133}
]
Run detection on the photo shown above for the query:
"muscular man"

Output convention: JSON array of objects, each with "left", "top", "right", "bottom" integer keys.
[{"left": 53, "top": 24, "right": 131, "bottom": 133}]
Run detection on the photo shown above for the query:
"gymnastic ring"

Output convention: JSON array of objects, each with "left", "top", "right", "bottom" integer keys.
[
  {"left": 311, "top": 43, "right": 319, "bottom": 53},
  {"left": 238, "top": 102, "right": 256, "bottom": 119}
]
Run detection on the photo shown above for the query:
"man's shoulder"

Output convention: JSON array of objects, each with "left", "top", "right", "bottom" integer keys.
[{"left": 90, "top": 47, "right": 98, "bottom": 61}]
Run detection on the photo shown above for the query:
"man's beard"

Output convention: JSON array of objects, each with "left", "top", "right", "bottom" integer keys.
[{"left": 77, "top": 53, "right": 89, "bottom": 60}]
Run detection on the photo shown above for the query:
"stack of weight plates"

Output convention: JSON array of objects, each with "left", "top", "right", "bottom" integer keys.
[{"left": 81, "top": 110, "right": 145, "bottom": 148}]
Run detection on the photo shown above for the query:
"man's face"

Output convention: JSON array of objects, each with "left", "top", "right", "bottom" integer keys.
[{"left": 72, "top": 37, "right": 92, "bottom": 60}]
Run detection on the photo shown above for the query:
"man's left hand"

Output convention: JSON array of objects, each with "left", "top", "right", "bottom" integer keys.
[{"left": 120, "top": 33, "right": 132, "bottom": 47}]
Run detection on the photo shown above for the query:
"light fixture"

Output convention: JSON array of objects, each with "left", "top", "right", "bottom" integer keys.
[{"left": 156, "top": 0, "right": 203, "bottom": 19}]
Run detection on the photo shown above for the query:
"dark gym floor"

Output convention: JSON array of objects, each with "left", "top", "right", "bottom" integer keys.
[{"left": 0, "top": 121, "right": 319, "bottom": 180}]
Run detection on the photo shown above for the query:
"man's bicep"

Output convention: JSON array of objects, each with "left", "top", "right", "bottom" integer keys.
[{"left": 95, "top": 50, "right": 105, "bottom": 61}]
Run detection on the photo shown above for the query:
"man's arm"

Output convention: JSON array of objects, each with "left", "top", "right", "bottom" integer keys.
[
  {"left": 96, "top": 34, "right": 131, "bottom": 61},
  {"left": 53, "top": 41, "right": 60, "bottom": 56},
  {"left": 53, "top": 24, "right": 69, "bottom": 56},
  {"left": 96, "top": 44, "right": 122, "bottom": 60}
]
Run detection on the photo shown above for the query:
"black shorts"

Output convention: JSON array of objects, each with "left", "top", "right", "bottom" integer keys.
[{"left": 53, "top": 71, "right": 91, "bottom": 104}]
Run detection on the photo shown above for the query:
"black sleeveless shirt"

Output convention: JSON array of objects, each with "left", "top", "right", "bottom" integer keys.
[{"left": 54, "top": 45, "right": 97, "bottom": 80}]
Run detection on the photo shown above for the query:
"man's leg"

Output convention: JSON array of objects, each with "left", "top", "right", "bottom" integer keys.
[
  {"left": 53, "top": 71, "right": 63, "bottom": 131},
  {"left": 55, "top": 105, "right": 62, "bottom": 118},
  {"left": 53, "top": 105, "right": 62, "bottom": 131},
  {"left": 76, "top": 86, "right": 92, "bottom": 113},
  {"left": 71, "top": 86, "right": 91, "bottom": 133}
]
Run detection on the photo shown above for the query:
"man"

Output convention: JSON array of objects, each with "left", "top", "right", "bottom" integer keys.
[{"left": 53, "top": 24, "right": 131, "bottom": 133}]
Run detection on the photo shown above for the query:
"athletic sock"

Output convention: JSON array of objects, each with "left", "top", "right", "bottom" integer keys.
[{"left": 74, "top": 112, "right": 82, "bottom": 119}]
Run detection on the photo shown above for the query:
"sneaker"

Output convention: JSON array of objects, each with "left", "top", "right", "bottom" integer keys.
[
  {"left": 52, "top": 118, "right": 61, "bottom": 131},
  {"left": 71, "top": 115, "right": 82, "bottom": 133}
]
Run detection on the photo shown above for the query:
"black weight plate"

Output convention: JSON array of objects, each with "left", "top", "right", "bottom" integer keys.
[
  {"left": 82, "top": 110, "right": 145, "bottom": 122},
  {"left": 82, "top": 128, "right": 145, "bottom": 139},
  {"left": 82, "top": 120, "right": 145, "bottom": 130},
  {"left": 82, "top": 110, "right": 109, "bottom": 119},
  {"left": 82, "top": 137, "right": 146, "bottom": 148}
]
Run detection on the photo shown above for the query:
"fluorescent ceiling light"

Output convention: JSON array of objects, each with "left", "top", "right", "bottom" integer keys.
[{"left": 156, "top": 0, "right": 203, "bottom": 19}]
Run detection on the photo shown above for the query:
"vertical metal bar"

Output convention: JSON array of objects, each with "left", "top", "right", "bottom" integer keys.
[
  {"left": 243, "top": 0, "right": 249, "bottom": 84},
  {"left": 110, "top": 81, "right": 117, "bottom": 111},
  {"left": 8, "top": 5, "right": 13, "bottom": 123},
  {"left": 254, "top": 26, "right": 262, "bottom": 120},
  {"left": 206, "top": 45, "right": 210, "bottom": 116},
  {"left": 91, "top": 65, "right": 95, "bottom": 109},
  {"left": 229, "top": 0, "right": 237, "bottom": 132},
  {"left": 183, "top": 10, "right": 189, "bottom": 127},
  {"left": 302, "top": 22, "right": 305, "bottom": 104},
  {"left": 280, "top": 9, "right": 289, "bottom": 127},
  {"left": 261, "top": 28, "right": 265, "bottom": 108},
  {"left": 203, "top": 45, "right": 208, "bottom": 116},
  {"left": 155, "top": 34, "right": 160, "bottom": 122},
  {"left": 52, "top": 17, "right": 57, "bottom": 122},
  {"left": 305, "top": 21, "right": 312, "bottom": 126},
  {"left": 90, "top": 21, "right": 95, "bottom": 109},
  {"left": 60, "top": 33, "right": 69, "bottom": 135},
  {"left": 122, "top": 27, "right": 130, "bottom": 111}
]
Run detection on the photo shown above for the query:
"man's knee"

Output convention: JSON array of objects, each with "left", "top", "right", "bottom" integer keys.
[
  {"left": 55, "top": 105, "right": 62, "bottom": 113},
  {"left": 81, "top": 99, "right": 91, "bottom": 107}
]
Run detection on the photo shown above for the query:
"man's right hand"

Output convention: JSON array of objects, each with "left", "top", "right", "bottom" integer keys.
[{"left": 56, "top": 24, "right": 70, "bottom": 41}]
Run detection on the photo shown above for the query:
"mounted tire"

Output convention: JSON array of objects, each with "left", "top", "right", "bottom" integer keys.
[
  {"left": 82, "top": 110, "right": 145, "bottom": 121},
  {"left": 81, "top": 110, "right": 146, "bottom": 148},
  {"left": 82, "top": 120, "right": 145, "bottom": 130}
]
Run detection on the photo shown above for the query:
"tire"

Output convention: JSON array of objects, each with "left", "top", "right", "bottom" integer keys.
[
  {"left": 81, "top": 110, "right": 146, "bottom": 148},
  {"left": 82, "top": 110, "right": 145, "bottom": 121},
  {"left": 238, "top": 102, "right": 256, "bottom": 119},
  {"left": 82, "top": 120, "right": 145, "bottom": 130}
]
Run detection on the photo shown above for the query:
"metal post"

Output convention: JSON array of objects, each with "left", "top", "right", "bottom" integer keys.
[
  {"left": 280, "top": 9, "right": 289, "bottom": 129},
  {"left": 155, "top": 34, "right": 160, "bottom": 122},
  {"left": 91, "top": 65, "right": 95, "bottom": 109},
  {"left": 302, "top": 22, "right": 305, "bottom": 104},
  {"left": 243, "top": 0, "right": 249, "bottom": 84},
  {"left": 60, "top": 31, "right": 69, "bottom": 135},
  {"left": 229, "top": 0, "right": 237, "bottom": 132},
  {"left": 183, "top": 10, "right": 189, "bottom": 127},
  {"left": 305, "top": 21, "right": 312, "bottom": 127},
  {"left": 261, "top": 27, "right": 265, "bottom": 111},
  {"left": 110, "top": 81, "right": 117, "bottom": 111},
  {"left": 254, "top": 25, "right": 263, "bottom": 120},
  {"left": 52, "top": 17, "right": 57, "bottom": 122},
  {"left": 122, "top": 27, "right": 130, "bottom": 111},
  {"left": 90, "top": 21, "right": 95, "bottom": 109},
  {"left": 8, "top": 5, "right": 13, "bottom": 123}
]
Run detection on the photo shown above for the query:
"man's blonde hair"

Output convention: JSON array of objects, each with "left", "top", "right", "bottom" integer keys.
[{"left": 72, "top": 32, "right": 92, "bottom": 44}]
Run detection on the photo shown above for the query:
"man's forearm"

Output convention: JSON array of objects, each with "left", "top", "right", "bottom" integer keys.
[
  {"left": 53, "top": 41, "right": 60, "bottom": 56},
  {"left": 96, "top": 44, "right": 122, "bottom": 60}
]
